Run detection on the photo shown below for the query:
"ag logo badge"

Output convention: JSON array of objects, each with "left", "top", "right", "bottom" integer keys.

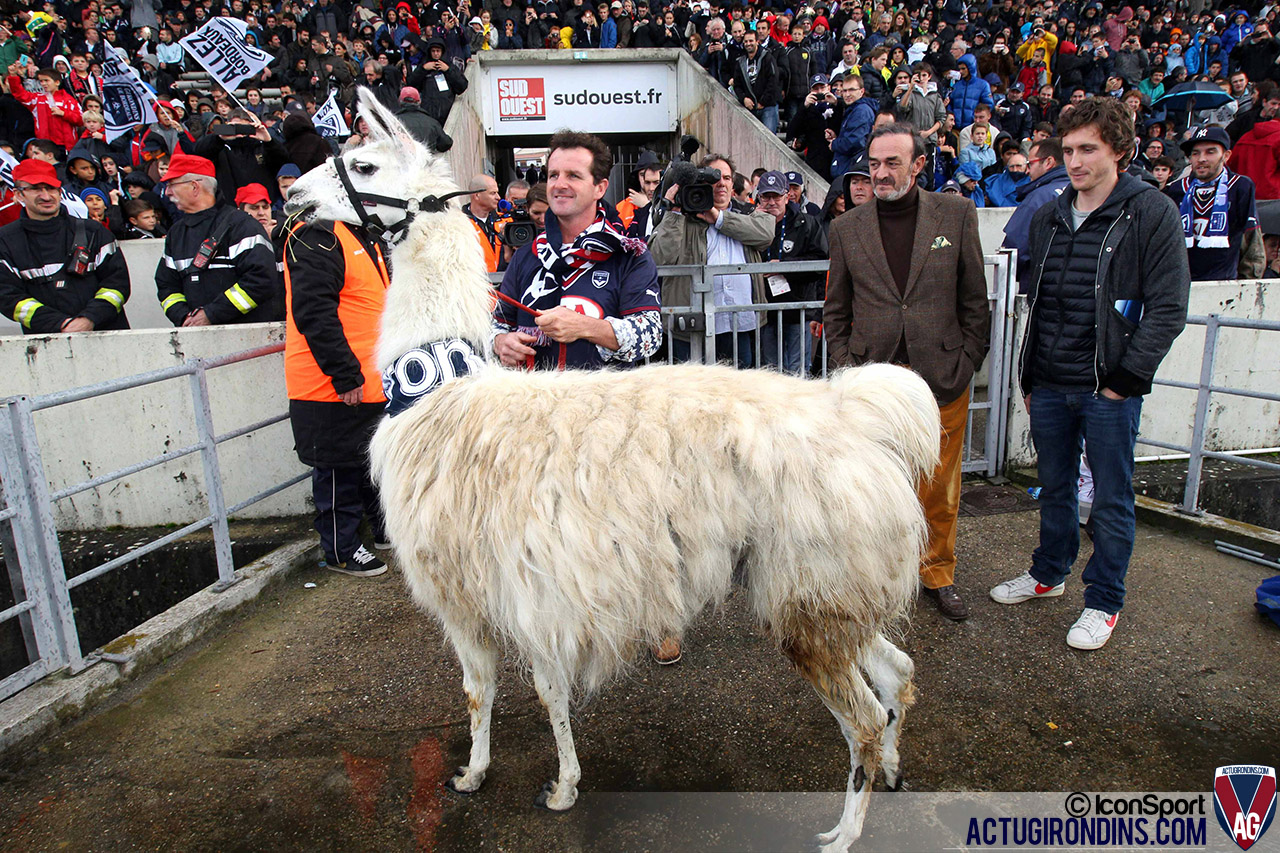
[{"left": 1214, "top": 765, "right": 1276, "bottom": 851}]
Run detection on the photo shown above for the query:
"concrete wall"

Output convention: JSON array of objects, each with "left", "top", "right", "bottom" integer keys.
[
  {"left": 0, "top": 325, "right": 309, "bottom": 529},
  {"left": 1005, "top": 279, "right": 1280, "bottom": 469}
]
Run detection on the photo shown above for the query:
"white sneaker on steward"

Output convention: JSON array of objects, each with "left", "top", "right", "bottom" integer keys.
[
  {"left": 327, "top": 545, "right": 387, "bottom": 577},
  {"left": 989, "top": 571, "right": 1066, "bottom": 604},
  {"left": 1067, "top": 608, "right": 1118, "bottom": 650}
]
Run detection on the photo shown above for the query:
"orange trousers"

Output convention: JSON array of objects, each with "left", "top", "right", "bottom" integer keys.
[{"left": 918, "top": 388, "right": 971, "bottom": 590}]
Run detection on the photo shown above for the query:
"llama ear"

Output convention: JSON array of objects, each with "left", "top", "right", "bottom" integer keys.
[{"left": 357, "top": 88, "right": 421, "bottom": 156}]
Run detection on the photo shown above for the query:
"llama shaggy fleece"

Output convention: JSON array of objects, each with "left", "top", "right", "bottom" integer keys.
[{"left": 369, "top": 361, "right": 940, "bottom": 693}]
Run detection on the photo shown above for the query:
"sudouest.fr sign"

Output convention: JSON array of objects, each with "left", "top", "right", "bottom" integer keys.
[{"left": 485, "top": 62, "right": 678, "bottom": 136}]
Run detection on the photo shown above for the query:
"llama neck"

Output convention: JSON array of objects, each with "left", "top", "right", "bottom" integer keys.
[{"left": 376, "top": 211, "right": 497, "bottom": 372}]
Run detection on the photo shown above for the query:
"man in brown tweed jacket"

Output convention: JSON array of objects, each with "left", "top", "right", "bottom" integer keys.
[{"left": 824, "top": 123, "right": 991, "bottom": 621}]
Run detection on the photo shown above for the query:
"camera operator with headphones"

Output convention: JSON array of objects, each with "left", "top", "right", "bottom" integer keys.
[{"left": 648, "top": 151, "right": 775, "bottom": 368}]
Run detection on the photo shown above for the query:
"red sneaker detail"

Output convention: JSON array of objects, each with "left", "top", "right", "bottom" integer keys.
[{"left": 1034, "top": 583, "right": 1057, "bottom": 594}]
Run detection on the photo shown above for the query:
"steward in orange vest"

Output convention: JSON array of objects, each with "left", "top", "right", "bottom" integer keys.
[
  {"left": 284, "top": 219, "right": 391, "bottom": 577},
  {"left": 463, "top": 201, "right": 503, "bottom": 272}
]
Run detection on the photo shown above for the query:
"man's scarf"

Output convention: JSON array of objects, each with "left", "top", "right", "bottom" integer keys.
[
  {"left": 519, "top": 205, "right": 646, "bottom": 312},
  {"left": 1179, "top": 169, "right": 1234, "bottom": 249}
]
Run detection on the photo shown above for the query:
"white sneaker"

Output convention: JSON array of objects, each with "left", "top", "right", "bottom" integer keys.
[
  {"left": 1067, "top": 608, "right": 1119, "bottom": 650},
  {"left": 989, "top": 572, "right": 1066, "bottom": 604},
  {"left": 326, "top": 545, "right": 387, "bottom": 577}
]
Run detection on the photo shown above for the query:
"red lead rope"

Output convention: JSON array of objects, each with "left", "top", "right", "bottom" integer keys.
[{"left": 490, "top": 287, "right": 542, "bottom": 371}]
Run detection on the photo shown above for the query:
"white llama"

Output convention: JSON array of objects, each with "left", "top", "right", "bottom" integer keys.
[{"left": 284, "top": 90, "right": 942, "bottom": 853}]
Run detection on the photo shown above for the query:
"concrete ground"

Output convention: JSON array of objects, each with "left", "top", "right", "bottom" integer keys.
[{"left": 0, "top": 487, "right": 1277, "bottom": 852}]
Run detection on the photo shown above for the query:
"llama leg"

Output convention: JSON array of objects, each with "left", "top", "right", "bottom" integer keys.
[
  {"left": 860, "top": 634, "right": 916, "bottom": 790},
  {"left": 531, "top": 662, "right": 580, "bottom": 811},
  {"left": 445, "top": 634, "right": 498, "bottom": 794},
  {"left": 789, "top": 645, "right": 886, "bottom": 853}
]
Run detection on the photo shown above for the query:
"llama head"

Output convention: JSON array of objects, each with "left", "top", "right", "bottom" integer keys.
[{"left": 284, "top": 89, "right": 463, "bottom": 240}]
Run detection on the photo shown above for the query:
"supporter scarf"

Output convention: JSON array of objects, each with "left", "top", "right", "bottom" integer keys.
[
  {"left": 522, "top": 205, "right": 645, "bottom": 310},
  {"left": 1179, "top": 169, "right": 1233, "bottom": 249}
]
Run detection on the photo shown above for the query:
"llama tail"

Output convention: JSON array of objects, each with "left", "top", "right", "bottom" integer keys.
[{"left": 830, "top": 364, "right": 942, "bottom": 483}]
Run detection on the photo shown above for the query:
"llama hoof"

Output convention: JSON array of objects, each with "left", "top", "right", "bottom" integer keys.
[
  {"left": 816, "top": 828, "right": 851, "bottom": 853},
  {"left": 816, "top": 827, "right": 841, "bottom": 845},
  {"left": 885, "top": 776, "right": 906, "bottom": 792},
  {"left": 445, "top": 767, "right": 485, "bottom": 795},
  {"left": 533, "top": 781, "right": 577, "bottom": 811}
]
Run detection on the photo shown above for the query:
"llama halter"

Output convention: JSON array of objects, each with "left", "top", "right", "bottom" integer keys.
[{"left": 332, "top": 155, "right": 473, "bottom": 244}]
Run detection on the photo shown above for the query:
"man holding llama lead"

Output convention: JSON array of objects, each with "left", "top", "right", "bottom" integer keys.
[
  {"left": 491, "top": 129, "right": 666, "bottom": 653},
  {"left": 990, "top": 98, "right": 1189, "bottom": 650},
  {"left": 824, "top": 123, "right": 990, "bottom": 622}
]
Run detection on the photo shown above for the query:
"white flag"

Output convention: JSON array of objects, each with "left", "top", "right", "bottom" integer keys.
[
  {"left": 180, "top": 18, "right": 273, "bottom": 93},
  {"left": 100, "top": 45, "right": 158, "bottom": 142},
  {"left": 0, "top": 148, "right": 89, "bottom": 218},
  {"left": 312, "top": 91, "right": 350, "bottom": 139}
]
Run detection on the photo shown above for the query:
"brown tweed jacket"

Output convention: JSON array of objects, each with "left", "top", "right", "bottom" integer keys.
[{"left": 823, "top": 189, "right": 991, "bottom": 404}]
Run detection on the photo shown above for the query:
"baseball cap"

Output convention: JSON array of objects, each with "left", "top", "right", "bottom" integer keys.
[
  {"left": 847, "top": 155, "right": 870, "bottom": 177},
  {"left": 756, "top": 170, "right": 789, "bottom": 196},
  {"left": 1181, "top": 125, "right": 1231, "bottom": 154},
  {"left": 162, "top": 153, "right": 217, "bottom": 182},
  {"left": 11, "top": 159, "right": 60, "bottom": 188},
  {"left": 235, "top": 183, "right": 271, "bottom": 206},
  {"left": 785, "top": 170, "right": 804, "bottom": 187},
  {"left": 1009, "top": 81, "right": 1025, "bottom": 93},
  {"left": 939, "top": 179, "right": 963, "bottom": 194},
  {"left": 810, "top": 73, "right": 829, "bottom": 88},
  {"left": 469, "top": 16, "right": 482, "bottom": 25},
  {"left": 611, "top": 1, "right": 622, "bottom": 8},
  {"left": 399, "top": 85, "right": 420, "bottom": 103}
]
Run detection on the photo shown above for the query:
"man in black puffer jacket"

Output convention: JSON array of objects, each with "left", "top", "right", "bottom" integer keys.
[
  {"left": 393, "top": 88, "right": 453, "bottom": 153},
  {"left": 992, "top": 98, "right": 1191, "bottom": 652}
]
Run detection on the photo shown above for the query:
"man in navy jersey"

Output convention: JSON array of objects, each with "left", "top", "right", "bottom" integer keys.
[{"left": 493, "top": 130, "right": 662, "bottom": 371}]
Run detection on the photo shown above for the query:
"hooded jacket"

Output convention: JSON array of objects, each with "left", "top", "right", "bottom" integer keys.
[
  {"left": 194, "top": 129, "right": 292, "bottom": 203},
  {"left": 393, "top": 102, "right": 453, "bottom": 152},
  {"left": 406, "top": 38, "right": 469, "bottom": 124},
  {"left": 830, "top": 94, "right": 877, "bottom": 178},
  {"left": 948, "top": 55, "right": 994, "bottom": 128},
  {"left": 1019, "top": 173, "right": 1190, "bottom": 398},
  {"left": 282, "top": 113, "right": 333, "bottom": 175}
]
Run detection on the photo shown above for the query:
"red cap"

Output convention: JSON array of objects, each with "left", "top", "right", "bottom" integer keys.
[
  {"left": 235, "top": 183, "right": 271, "bottom": 206},
  {"left": 11, "top": 159, "right": 61, "bottom": 189},
  {"left": 813, "top": 15, "right": 829, "bottom": 29},
  {"left": 162, "top": 152, "right": 217, "bottom": 182}
]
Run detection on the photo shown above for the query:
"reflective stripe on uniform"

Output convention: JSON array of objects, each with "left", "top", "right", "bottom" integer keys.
[
  {"left": 162, "top": 254, "right": 193, "bottom": 271},
  {"left": 162, "top": 293, "right": 189, "bottom": 312},
  {"left": 94, "top": 287, "right": 125, "bottom": 310},
  {"left": 13, "top": 298, "right": 42, "bottom": 327},
  {"left": 88, "top": 241, "right": 118, "bottom": 271},
  {"left": 223, "top": 234, "right": 272, "bottom": 259},
  {"left": 17, "top": 262, "right": 63, "bottom": 280},
  {"left": 224, "top": 283, "right": 258, "bottom": 313}
]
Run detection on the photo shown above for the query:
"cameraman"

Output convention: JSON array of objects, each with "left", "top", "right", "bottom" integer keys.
[
  {"left": 648, "top": 153, "right": 775, "bottom": 367},
  {"left": 194, "top": 109, "right": 291, "bottom": 204}
]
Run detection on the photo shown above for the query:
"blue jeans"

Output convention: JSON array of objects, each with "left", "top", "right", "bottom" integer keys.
[
  {"left": 755, "top": 104, "right": 779, "bottom": 133},
  {"left": 1028, "top": 388, "right": 1143, "bottom": 614},
  {"left": 671, "top": 332, "right": 755, "bottom": 369},
  {"left": 759, "top": 315, "right": 809, "bottom": 375}
]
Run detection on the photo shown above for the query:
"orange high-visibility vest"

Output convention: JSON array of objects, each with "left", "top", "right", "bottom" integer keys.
[
  {"left": 284, "top": 221, "right": 389, "bottom": 403},
  {"left": 615, "top": 198, "right": 638, "bottom": 230},
  {"left": 468, "top": 215, "right": 502, "bottom": 272}
]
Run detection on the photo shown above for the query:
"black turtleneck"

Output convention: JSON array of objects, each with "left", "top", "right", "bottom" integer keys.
[{"left": 875, "top": 182, "right": 919, "bottom": 297}]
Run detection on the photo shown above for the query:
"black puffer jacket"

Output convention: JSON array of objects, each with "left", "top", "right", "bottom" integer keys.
[{"left": 1019, "top": 174, "right": 1191, "bottom": 399}]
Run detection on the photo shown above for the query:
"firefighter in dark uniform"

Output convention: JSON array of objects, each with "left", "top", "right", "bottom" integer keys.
[
  {"left": 154, "top": 153, "right": 280, "bottom": 326},
  {"left": 0, "top": 159, "right": 130, "bottom": 334},
  {"left": 283, "top": 217, "right": 391, "bottom": 577}
]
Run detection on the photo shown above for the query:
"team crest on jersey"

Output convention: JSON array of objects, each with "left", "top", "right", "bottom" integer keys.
[
  {"left": 1214, "top": 765, "right": 1276, "bottom": 851},
  {"left": 591, "top": 270, "right": 610, "bottom": 288}
]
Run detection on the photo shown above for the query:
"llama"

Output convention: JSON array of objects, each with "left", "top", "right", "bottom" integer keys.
[{"left": 285, "top": 90, "right": 942, "bottom": 852}]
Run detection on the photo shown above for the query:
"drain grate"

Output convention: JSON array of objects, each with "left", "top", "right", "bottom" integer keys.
[{"left": 959, "top": 485, "right": 1041, "bottom": 516}]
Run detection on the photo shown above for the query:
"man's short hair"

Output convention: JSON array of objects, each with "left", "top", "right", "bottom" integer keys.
[
  {"left": 548, "top": 130, "right": 613, "bottom": 184},
  {"left": 751, "top": 166, "right": 767, "bottom": 180},
  {"left": 1152, "top": 155, "right": 1176, "bottom": 171},
  {"left": 1033, "top": 121, "right": 1054, "bottom": 135},
  {"left": 1031, "top": 135, "right": 1063, "bottom": 163},
  {"left": 227, "top": 108, "right": 255, "bottom": 122},
  {"left": 122, "top": 198, "right": 155, "bottom": 219},
  {"left": 36, "top": 66, "right": 61, "bottom": 82},
  {"left": 25, "top": 138, "right": 59, "bottom": 159},
  {"left": 869, "top": 123, "right": 926, "bottom": 161},
  {"left": 700, "top": 152, "right": 736, "bottom": 176},
  {"left": 869, "top": 45, "right": 890, "bottom": 60},
  {"left": 911, "top": 61, "right": 935, "bottom": 78},
  {"left": 1057, "top": 96, "right": 1136, "bottom": 167},
  {"left": 1259, "top": 80, "right": 1279, "bottom": 101},
  {"left": 974, "top": 102, "right": 992, "bottom": 116}
]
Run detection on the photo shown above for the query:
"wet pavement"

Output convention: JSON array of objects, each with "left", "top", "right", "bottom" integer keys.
[{"left": 1, "top": 489, "right": 1277, "bottom": 852}]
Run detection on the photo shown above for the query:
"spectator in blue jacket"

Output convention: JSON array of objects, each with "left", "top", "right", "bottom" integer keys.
[
  {"left": 830, "top": 74, "right": 877, "bottom": 178},
  {"left": 602, "top": 2, "right": 619, "bottom": 47},
  {"left": 1001, "top": 135, "right": 1069, "bottom": 287},
  {"left": 949, "top": 53, "right": 994, "bottom": 128},
  {"left": 981, "top": 149, "right": 1029, "bottom": 206},
  {"left": 1220, "top": 10, "right": 1253, "bottom": 58}
]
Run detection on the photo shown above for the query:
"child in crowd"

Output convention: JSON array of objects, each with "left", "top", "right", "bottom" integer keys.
[{"left": 121, "top": 198, "right": 165, "bottom": 239}]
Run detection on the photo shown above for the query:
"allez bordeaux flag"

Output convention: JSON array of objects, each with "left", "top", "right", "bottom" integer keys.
[
  {"left": 101, "top": 44, "right": 158, "bottom": 143},
  {"left": 180, "top": 18, "right": 273, "bottom": 93},
  {"left": 312, "top": 91, "right": 350, "bottom": 139}
]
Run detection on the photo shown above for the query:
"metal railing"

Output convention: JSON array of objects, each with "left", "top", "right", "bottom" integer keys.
[
  {"left": 0, "top": 344, "right": 307, "bottom": 700},
  {"left": 1135, "top": 314, "right": 1280, "bottom": 515}
]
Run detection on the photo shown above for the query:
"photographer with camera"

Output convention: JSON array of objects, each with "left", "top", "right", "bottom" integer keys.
[
  {"left": 194, "top": 109, "right": 291, "bottom": 205},
  {"left": 648, "top": 152, "right": 775, "bottom": 368}
]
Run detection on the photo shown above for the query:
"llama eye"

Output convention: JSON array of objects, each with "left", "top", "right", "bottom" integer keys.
[{"left": 353, "top": 162, "right": 377, "bottom": 176}]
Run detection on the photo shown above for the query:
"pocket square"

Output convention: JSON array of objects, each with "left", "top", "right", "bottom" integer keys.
[{"left": 931, "top": 236, "right": 952, "bottom": 250}]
